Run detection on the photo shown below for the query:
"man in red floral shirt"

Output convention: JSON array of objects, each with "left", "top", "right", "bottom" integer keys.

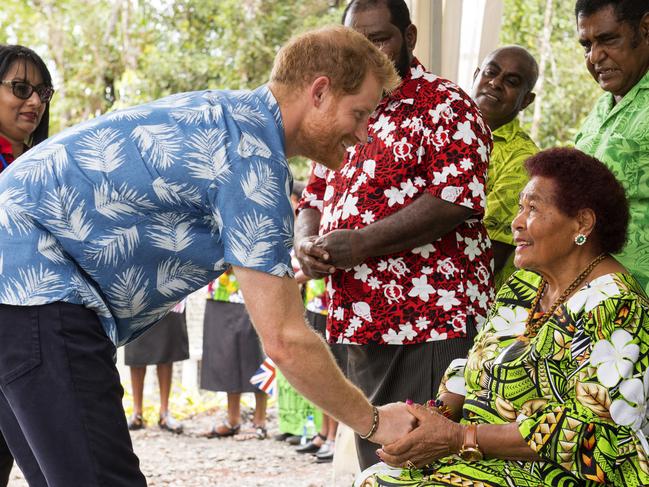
[{"left": 295, "top": 0, "right": 494, "bottom": 469}]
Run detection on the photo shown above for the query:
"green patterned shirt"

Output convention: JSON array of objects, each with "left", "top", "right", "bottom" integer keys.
[
  {"left": 485, "top": 118, "right": 538, "bottom": 290},
  {"left": 575, "top": 70, "right": 649, "bottom": 294}
]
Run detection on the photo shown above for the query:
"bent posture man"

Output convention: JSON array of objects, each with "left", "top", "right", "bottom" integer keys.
[
  {"left": 575, "top": 0, "right": 649, "bottom": 291},
  {"left": 295, "top": 0, "right": 493, "bottom": 469},
  {"left": 471, "top": 45, "right": 539, "bottom": 289},
  {"left": 0, "top": 26, "right": 411, "bottom": 487}
]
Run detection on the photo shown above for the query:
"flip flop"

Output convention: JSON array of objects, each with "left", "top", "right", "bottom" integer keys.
[{"left": 235, "top": 424, "right": 267, "bottom": 441}]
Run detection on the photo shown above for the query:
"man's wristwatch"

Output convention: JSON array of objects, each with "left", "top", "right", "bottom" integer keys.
[{"left": 458, "top": 424, "right": 483, "bottom": 462}]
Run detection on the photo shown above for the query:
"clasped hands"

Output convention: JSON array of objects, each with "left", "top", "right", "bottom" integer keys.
[
  {"left": 295, "top": 230, "right": 367, "bottom": 278},
  {"left": 375, "top": 402, "right": 464, "bottom": 469}
]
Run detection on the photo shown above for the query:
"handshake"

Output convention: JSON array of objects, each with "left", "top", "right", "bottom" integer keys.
[{"left": 294, "top": 229, "right": 369, "bottom": 279}]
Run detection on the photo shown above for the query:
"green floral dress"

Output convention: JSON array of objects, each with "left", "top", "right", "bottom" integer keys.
[{"left": 358, "top": 271, "right": 649, "bottom": 487}]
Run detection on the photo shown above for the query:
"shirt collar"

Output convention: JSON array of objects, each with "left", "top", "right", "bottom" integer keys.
[
  {"left": 254, "top": 84, "right": 285, "bottom": 149},
  {"left": 492, "top": 118, "right": 522, "bottom": 143},
  {"left": 603, "top": 68, "right": 649, "bottom": 117},
  {"left": 385, "top": 57, "right": 428, "bottom": 100}
]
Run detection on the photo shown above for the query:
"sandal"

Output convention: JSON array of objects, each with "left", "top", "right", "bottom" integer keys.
[
  {"left": 158, "top": 412, "right": 183, "bottom": 434},
  {"left": 127, "top": 413, "right": 145, "bottom": 431},
  {"left": 235, "top": 424, "right": 267, "bottom": 441},
  {"left": 203, "top": 420, "right": 241, "bottom": 439}
]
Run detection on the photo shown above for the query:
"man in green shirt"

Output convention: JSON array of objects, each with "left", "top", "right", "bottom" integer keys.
[
  {"left": 574, "top": 0, "right": 649, "bottom": 292},
  {"left": 471, "top": 46, "right": 540, "bottom": 290}
]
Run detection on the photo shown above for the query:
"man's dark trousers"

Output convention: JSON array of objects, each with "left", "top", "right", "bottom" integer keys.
[{"left": 0, "top": 302, "right": 147, "bottom": 487}]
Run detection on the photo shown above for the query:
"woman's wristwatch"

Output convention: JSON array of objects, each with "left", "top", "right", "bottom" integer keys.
[{"left": 458, "top": 424, "right": 483, "bottom": 462}]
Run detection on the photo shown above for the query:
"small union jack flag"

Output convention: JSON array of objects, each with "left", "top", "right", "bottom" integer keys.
[{"left": 249, "top": 357, "right": 276, "bottom": 396}]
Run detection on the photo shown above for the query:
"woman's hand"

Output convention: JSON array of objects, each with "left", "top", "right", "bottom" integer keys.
[{"left": 376, "top": 403, "right": 464, "bottom": 468}]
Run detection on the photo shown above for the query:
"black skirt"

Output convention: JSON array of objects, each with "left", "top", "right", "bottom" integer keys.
[
  {"left": 200, "top": 300, "right": 264, "bottom": 393},
  {"left": 124, "top": 312, "right": 189, "bottom": 366}
]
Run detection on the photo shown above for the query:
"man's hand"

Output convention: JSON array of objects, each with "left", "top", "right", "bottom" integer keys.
[
  {"left": 294, "top": 236, "right": 335, "bottom": 279},
  {"left": 369, "top": 402, "right": 417, "bottom": 446},
  {"left": 376, "top": 403, "right": 463, "bottom": 468},
  {"left": 315, "top": 229, "right": 367, "bottom": 270}
]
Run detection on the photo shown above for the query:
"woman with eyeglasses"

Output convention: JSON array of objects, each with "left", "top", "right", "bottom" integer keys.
[
  {"left": 0, "top": 44, "right": 54, "bottom": 174},
  {"left": 0, "top": 43, "right": 54, "bottom": 487}
]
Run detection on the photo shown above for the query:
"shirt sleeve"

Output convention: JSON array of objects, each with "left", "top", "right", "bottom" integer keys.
[
  {"left": 517, "top": 295, "right": 649, "bottom": 485},
  {"left": 215, "top": 157, "right": 294, "bottom": 278},
  {"left": 296, "top": 161, "right": 328, "bottom": 214},
  {"left": 484, "top": 140, "right": 536, "bottom": 246},
  {"left": 420, "top": 89, "right": 492, "bottom": 217}
]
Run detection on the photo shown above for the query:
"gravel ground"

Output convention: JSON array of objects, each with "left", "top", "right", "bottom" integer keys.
[{"left": 7, "top": 410, "right": 350, "bottom": 487}]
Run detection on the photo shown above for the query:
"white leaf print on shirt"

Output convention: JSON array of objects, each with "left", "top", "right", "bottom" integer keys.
[
  {"left": 0, "top": 265, "right": 65, "bottom": 305},
  {"left": 230, "top": 103, "right": 265, "bottom": 126},
  {"left": 41, "top": 186, "right": 93, "bottom": 241},
  {"left": 104, "top": 107, "right": 153, "bottom": 122},
  {"left": 241, "top": 162, "right": 279, "bottom": 208},
  {"left": 131, "top": 124, "right": 182, "bottom": 170},
  {"left": 171, "top": 104, "right": 224, "bottom": 125},
  {"left": 85, "top": 226, "right": 140, "bottom": 267},
  {"left": 109, "top": 266, "right": 150, "bottom": 319},
  {"left": 147, "top": 213, "right": 196, "bottom": 252},
  {"left": 152, "top": 177, "right": 202, "bottom": 207},
  {"left": 13, "top": 143, "right": 68, "bottom": 184},
  {"left": 230, "top": 211, "right": 279, "bottom": 268},
  {"left": 237, "top": 132, "right": 272, "bottom": 159},
  {"left": 186, "top": 129, "right": 231, "bottom": 185},
  {"left": 94, "top": 181, "right": 155, "bottom": 220},
  {"left": 0, "top": 187, "right": 35, "bottom": 235},
  {"left": 76, "top": 128, "right": 126, "bottom": 173},
  {"left": 37, "top": 234, "right": 68, "bottom": 264},
  {"left": 156, "top": 258, "right": 209, "bottom": 297}
]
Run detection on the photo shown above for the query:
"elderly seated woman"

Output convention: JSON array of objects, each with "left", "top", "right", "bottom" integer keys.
[{"left": 357, "top": 147, "right": 649, "bottom": 487}]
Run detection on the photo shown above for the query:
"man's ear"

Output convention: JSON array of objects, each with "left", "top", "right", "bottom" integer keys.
[
  {"left": 404, "top": 24, "right": 417, "bottom": 52},
  {"left": 521, "top": 91, "right": 536, "bottom": 111},
  {"left": 472, "top": 67, "right": 480, "bottom": 84},
  {"left": 309, "top": 76, "right": 331, "bottom": 108}
]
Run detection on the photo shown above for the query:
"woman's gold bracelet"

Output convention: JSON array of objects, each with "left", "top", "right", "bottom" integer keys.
[{"left": 360, "top": 405, "right": 379, "bottom": 440}]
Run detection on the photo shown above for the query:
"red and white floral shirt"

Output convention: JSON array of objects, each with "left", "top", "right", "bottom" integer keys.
[{"left": 297, "top": 59, "right": 494, "bottom": 346}]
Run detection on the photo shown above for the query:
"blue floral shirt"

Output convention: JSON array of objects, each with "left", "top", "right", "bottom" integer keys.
[{"left": 0, "top": 85, "right": 294, "bottom": 345}]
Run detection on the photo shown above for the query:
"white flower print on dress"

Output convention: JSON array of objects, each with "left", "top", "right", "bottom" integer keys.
[
  {"left": 610, "top": 368, "right": 649, "bottom": 454},
  {"left": 412, "top": 243, "right": 436, "bottom": 259},
  {"left": 477, "top": 138, "right": 489, "bottom": 162},
  {"left": 567, "top": 274, "right": 620, "bottom": 313},
  {"left": 436, "top": 289, "right": 460, "bottom": 311},
  {"left": 464, "top": 237, "right": 481, "bottom": 260},
  {"left": 382, "top": 328, "right": 404, "bottom": 345},
  {"left": 453, "top": 120, "right": 477, "bottom": 145},
  {"left": 341, "top": 194, "right": 359, "bottom": 220},
  {"left": 459, "top": 157, "right": 473, "bottom": 171},
  {"left": 367, "top": 276, "right": 382, "bottom": 290},
  {"left": 400, "top": 179, "right": 417, "bottom": 198},
  {"left": 372, "top": 114, "right": 396, "bottom": 145},
  {"left": 362, "top": 159, "right": 376, "bottom": 178},
  {"left": 428, "top": 329, "right": 448, "bottom": 342},
  {"left": 415, "top": 316, "right": 431, "bottom": 330},
  {"left": 468, "top": 176, "right": 486, "bottom": 200},
  {"left": 408, "top": 275, "right": 436, "bottom": 302},
  {"left": 490, "top": 306, "right": 528, "bottom": 336},
  {"left": 384, "top": 186, "right": 405, "bottom": 207},
  {"left": 400, "top": 323, "right": 418, "bottom": 341},
  {"left": 361, "top": 210, "right": 375, "bottom": 225},
  {"left": 591, "top": 329, "right": 639, "bottom": 388},
  {"left": 414, "top": 176, "right": 426, "bottom": 187},
  {"left": 353, "top": 264, "right": 372, "bottom": 282}
]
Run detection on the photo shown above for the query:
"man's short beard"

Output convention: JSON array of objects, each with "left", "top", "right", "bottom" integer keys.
[{"left": 395, "top": 37, "right": 412, "bottom": 79}]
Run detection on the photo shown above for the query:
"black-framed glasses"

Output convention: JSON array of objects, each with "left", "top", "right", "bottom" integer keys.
[{"left": 0, "top": 80, "right": 54, "bottom": 103}]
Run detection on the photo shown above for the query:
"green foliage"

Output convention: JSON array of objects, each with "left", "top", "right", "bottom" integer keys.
[
  {"left": 500, "top": 0, "right": 602, "bottom": 148},
  {"left": 0, "top": 0, "right": 344, "bottom": 175}
]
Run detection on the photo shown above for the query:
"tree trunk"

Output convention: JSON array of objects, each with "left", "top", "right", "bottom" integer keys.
[{"left": 530, "top": 0, "right": 554, "bottom": 143}]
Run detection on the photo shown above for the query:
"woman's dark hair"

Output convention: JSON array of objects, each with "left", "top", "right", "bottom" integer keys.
[
  {"left": 524, "top": 147, "right": 629, "bottom": 254},
  {"left": 342, "top": 0, "right": 412, "bottom": 34},
  {"left": 0, "top": 44, "right": 53, "bottom": 146}
]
